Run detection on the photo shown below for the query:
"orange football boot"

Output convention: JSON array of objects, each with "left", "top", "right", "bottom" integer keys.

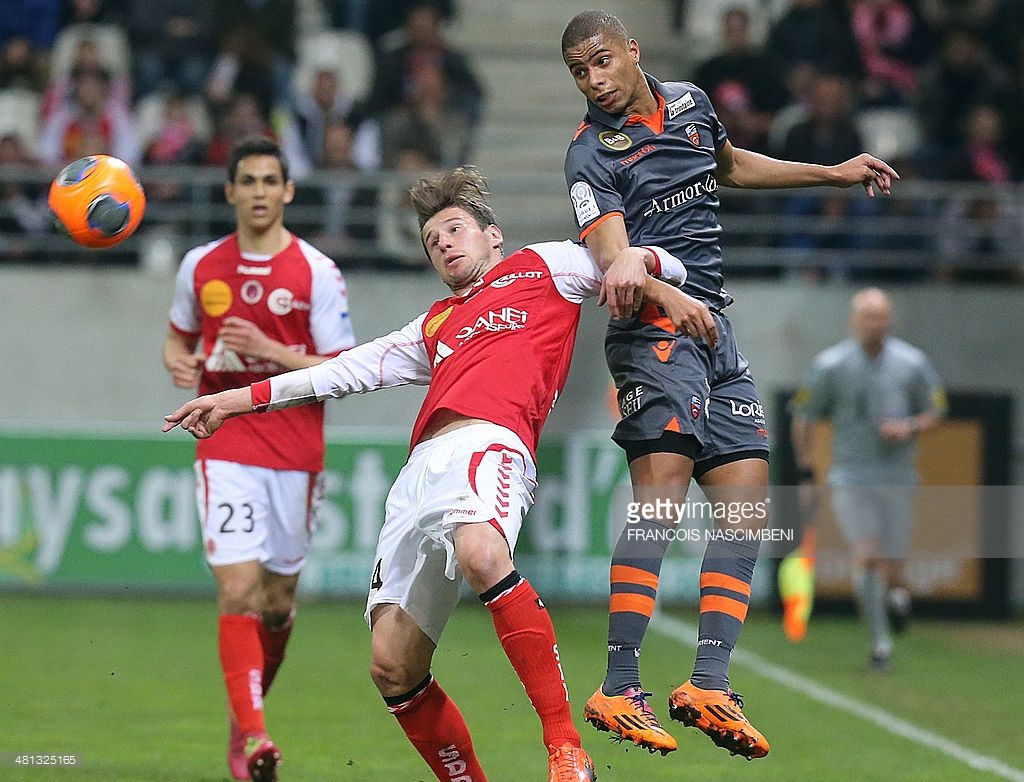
[
  {"left": 583, "top": 687, "right": 677, "bottom": 755},
  {"left": 668, "top": 681, "right": 769, "bottom": 759}
]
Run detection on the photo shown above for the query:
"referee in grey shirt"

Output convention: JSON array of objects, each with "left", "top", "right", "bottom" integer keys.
[{"left": 791, "top": 288, "right": 946, "bottom": 669}]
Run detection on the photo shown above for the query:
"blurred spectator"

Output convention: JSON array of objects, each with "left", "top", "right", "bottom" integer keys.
[
  {"left": 288, "top": 66, "right": 380, "bottom": 171},
  {"left": 209, "top": 0, "right": 296, "bottom": 118},
  {"left": 324, "top": 0, "right": 456, "bottom": 51},
  {"left": 693, "top": 7, "right": 788, "bottom": 153},
  {"left": 203, "top": 91, "right": 273, "bottom": 168},
  {"left": 126, "top": 1, "right": 215, "bottom": 99},
  {"left": 0, "top": 0, "right": 62, "bottom": 51},
  {"left": 848, "top": 0, "right": 931, "bottom": 106},
  {"left": 376, "top": 140, "right": 443, "bottom": 266},
  {"left": 0, "top": 35, "right": 49, "bottom": 92},
  {"left": 380, "top": 58, "right": 466, "bottom": 168},
  {"left": 144, "top": 91, "right": 207, "bottom": 166},
  {"left": 59, "top": 0, "right": 125, "bottom": 27},
  {"left": 948, "top": 103, "right": 1019, "bottom": 183},
  {"left": 41, "top": 35, "right": 130, "bottom": 118},
  {"left": 913, "top": 26, "right": 1016, "bottom": 177},
  {"left": 919, "top": 0, "right": 997, "bottom": 35},
  {"left": 767, "top": 0, "right": 860, "bottom": 87},
  {"left": 36, "top": 64, "right": 140, "bottom": 167},
  {"left": 0, "top": 132, "right": 50, "bottom": 261},
  {"left": 307, "top": 119, "right": 380, "bottom": 265},
  {"left": 365, "top": 1, "right": 484, "bottom": 166},
  {"left": 775, "top": 72, "right": 871, "bottom": 267},
  {"left": 936, "top": 194, "right": 1024, "bottom": 282}
]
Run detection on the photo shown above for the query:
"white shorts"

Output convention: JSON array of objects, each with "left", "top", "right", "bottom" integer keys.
[
  {"left": 364, "top": 424, "right": 537, "bottom": 644},
  {"left": 195, "top": 459, "right": 323, "bottom": 574}
]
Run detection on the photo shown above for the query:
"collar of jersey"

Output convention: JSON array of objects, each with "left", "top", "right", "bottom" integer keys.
[{"left": 586, "top": 72, "right": 668, "bottom": 133}]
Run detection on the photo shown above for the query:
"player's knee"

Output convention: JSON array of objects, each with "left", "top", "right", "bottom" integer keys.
[
  {"left": 457, "top": 539, "right": 512, "bottom": 594},
  {"left": 369, "top": 655, "right": 421, "bottom": 697},
  {"left": 217, "top": 579, "right": 261, "bottom": 614}
]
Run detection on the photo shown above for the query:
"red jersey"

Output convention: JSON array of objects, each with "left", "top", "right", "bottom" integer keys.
[
  {"left": 169, "top": 233, "right": 355, "bottom": 471},
  {"left": 253, "top": 241, "right": 686, "bottom": 457}
]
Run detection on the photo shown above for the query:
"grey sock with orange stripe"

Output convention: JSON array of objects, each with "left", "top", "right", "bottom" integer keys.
[
  {"left": 603, "top": 518, "right": 672, "bottom": 696},
  {"left": 691, "top": 535, "right": 760, "bottom": 691}
]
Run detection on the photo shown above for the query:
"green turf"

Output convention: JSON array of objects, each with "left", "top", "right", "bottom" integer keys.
[{"left": 1, "top": 594, "right": 1021, "bottom": 781}]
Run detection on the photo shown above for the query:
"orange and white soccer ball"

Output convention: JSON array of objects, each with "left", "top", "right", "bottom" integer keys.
[{"left": 48, "top": 154, "right": 146, "bottom": 248}]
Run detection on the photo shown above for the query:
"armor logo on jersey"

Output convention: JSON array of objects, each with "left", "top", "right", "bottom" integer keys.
[
  {"left": 642, "top": 174, "right": 718, "bottom": 218},
  {"left": 455, "top": 306, "right": 528, "bottom": 343},
  {"left": 200, "top": 279, "right": 232, "bottom": 317},
  {"left": 491, "top": 270, "right": 544, "bottom": 288},
  {"left": 599, "top": 130, "right": 633, "bottom": 151},
  {"left": 425, "top": 305, "right": 454, "bottom": 337},
  {"left": 570, "top": 181, "right": 600, "bottom": 226},
  {"left": 241, "top": 280, "right": 263, "bottom": 305},
  {"left": 690, "top": 394, "right": 703, "bottom": 419},
  {"left": 685, "top": 123, "right": 701, "bottom": 146},
  {"left": 666, "top": 91, "right": 696, "bottom": 119}
]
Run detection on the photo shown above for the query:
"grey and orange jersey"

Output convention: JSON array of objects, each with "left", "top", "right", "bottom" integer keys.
[{"left": 564, "top": 74, "right": 731, "bottom": 310}]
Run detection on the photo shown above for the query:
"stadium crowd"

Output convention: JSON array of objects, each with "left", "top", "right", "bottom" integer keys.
[{"left": 1, "top": 0, "right": 1023, "bottom": 278}]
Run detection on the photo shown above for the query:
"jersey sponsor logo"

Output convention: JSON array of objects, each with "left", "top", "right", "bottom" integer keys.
[
  {"left": 236, "top": 263, "right": 272, "bottom": 276},
  {"left": 240, "top": 280, "right": 263, "bottom": 305},
  {"left": 666, "top": 91, "right": 696, "bottom": 119},
  {"left": 685, "top": 122, "right": 701, "bottom": 146},
  {"left": 490, "top": 270, "right": 544, "bottom": 288},
  {"left": 455, "top": 306, "right": 529, "bottom": 343},
  {"left": 620, "top": 143, "right": 656, "bottom": 167},
  {"left": 570, "top": 181, "right": 600, "bottom": 226},
  {"left": 425, "top": 305, "right": 454, "bottom": 337},
  {"left": 199, "top": 279, "right": 232, "bottom": 317},
  {"left": 598, "top": 130, "right": 633, "bottom": 151},
  {"left": 642, "top": 174, "right": 718, "bottom": 218},
  {"left": 267, "top": 287, "right": 311, "bottom": 316}
]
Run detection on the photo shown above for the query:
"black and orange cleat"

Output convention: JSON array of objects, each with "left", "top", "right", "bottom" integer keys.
[
  {"left": 668, "top": 680, "right": 769, "bottom": 759},
  {"left": 584, "top": 687, "right": 677, "bottom": 755}
]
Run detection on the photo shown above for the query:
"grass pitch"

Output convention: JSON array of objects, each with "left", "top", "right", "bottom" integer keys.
[{"left": 2, "top": 594, "right": 1021, "bottom": 781}]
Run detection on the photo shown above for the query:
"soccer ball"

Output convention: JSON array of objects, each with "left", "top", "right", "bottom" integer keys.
[{"left": 48, "top": 155, "right": 146, "bottom": 248}]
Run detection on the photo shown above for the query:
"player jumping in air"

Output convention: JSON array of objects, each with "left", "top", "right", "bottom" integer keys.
[{"left": 164, "top": 166, "right": 694, "bottom": 782}]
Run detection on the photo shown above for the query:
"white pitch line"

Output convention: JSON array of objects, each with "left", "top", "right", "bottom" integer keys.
[{"left": 652, "top": 613, "right": 1024, "bottom": 782}]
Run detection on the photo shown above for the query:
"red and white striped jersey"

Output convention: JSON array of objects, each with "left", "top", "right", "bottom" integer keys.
[
  {"left": 169, "top": 233, "right": 355, "bottom": 471},
  {"left": 254, "top": 241, "right": 685, "bottom": 457}
]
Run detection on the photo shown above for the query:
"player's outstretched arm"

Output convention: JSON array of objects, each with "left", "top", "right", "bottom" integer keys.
[
  {"left": 717, "top": 143, "right": 899, "bottom": 197},
  {"left": 162, "top": 387, "right": 252, "bottom": 439}
]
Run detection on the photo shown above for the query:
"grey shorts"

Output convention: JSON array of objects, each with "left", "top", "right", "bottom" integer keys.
[
  {"left": 830, "top": 485, "right": 915, "bottom": 558},
  {"left": 605, "top": 306, "right": 769, "bottom": 471}
]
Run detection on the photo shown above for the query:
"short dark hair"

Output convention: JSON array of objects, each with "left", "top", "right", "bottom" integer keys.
[
  {"left": 227, "top": 136, "right": 289, "bottom": 183},
  {"left": 408, "top": 166, "right": 499, "bottom": 232},
  {"left": 561, "top": 10, "right": 631, "bottom": 56}
]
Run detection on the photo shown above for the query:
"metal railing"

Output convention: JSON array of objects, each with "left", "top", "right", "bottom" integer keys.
[{"left": 2, "top": 164, "right": 1022, "bottom": 280}]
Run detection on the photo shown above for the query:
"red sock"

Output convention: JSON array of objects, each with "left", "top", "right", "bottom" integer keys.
[
  {"left": 387, "top": 677, "right": 488, "bottom": 782},
  {"left": 219, "top": 614, "right": 266, "bottom": 736},
  {"left": 483, "top": 575, "right": 580, "bottom": 748},
  {"left": 257, "top": 611, "right": 294, "bottom": 695}
]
